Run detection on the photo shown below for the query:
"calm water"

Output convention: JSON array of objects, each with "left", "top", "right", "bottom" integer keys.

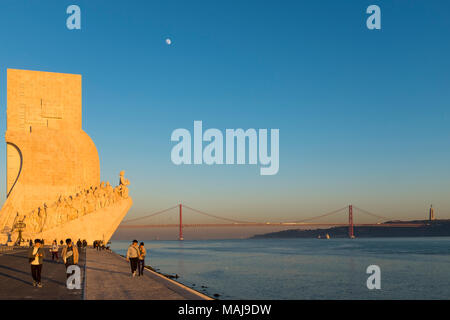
[{"left": 110, "top": 237, "right": 450, "bottom": 299}]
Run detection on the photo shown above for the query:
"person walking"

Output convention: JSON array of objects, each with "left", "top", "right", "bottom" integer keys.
[
  {"left": 137, "top": 242, "right": 146, "bottom": 276},
  {"left": 51, "top": 240, "right": 59, "bottom": 261},
  {"left": 28, "top": 239, "right": 44, "bottom": 287},
  {"left": 61, "top": 238, "right": 79, "bottom": 279},
  {"left": 126, "top": 240, "right": 140, "bottom": 277}
]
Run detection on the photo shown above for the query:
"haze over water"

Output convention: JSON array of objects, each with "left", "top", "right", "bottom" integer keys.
[{"left": 111, "top": 237, "right": 450, "bottom": 299}]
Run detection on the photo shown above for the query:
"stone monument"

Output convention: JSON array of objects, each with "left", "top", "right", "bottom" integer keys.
[{"left": 0, "top": 69, "right": 132, "bottom": 244}]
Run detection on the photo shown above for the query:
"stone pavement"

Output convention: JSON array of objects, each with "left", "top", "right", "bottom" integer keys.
[
  {"left": 84, "top": 248, "right": 210, "bottom": 300},
  {"left": 0, "top": 247, "right": 210, "bottom": 300},
  {"left": 0, "top": 246, "right": 84, "bottom": 300}
]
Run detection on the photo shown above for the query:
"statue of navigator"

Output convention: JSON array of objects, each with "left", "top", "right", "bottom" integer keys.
[{"left": 118, "top": 171, "right": 130, "bottom": 198}]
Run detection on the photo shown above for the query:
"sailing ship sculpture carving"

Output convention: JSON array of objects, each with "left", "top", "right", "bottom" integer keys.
[{"left": 0, "top": 69, "right": 132, "bottom": 244}]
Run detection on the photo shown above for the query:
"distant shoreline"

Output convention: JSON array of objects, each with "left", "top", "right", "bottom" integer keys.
[{"left": 251, "top": 219, "right": 450, "bottom": 239}]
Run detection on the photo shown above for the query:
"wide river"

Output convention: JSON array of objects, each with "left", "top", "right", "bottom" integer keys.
[{"left": 110, "top": 237, "right": 450, "bottom": 299}]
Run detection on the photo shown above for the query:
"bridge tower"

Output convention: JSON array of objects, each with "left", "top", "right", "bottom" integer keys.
[
  {"left": 179, "top": 204, "right": 184, "bottom": 240},
  {"left": 348, "top": 205, "right": 355, "bottom": 238}
]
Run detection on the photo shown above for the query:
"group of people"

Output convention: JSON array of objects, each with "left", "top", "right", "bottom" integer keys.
[
  {"left": 28, "top": 238, "right": 80, "bottom": 288},
  {"left": 93, "top": 240, "right": 110, "bottom": 251},
  {"left": 26, "top": 237, "right": 148, "bottom": 288},
  {"left": 50, "top": 239, "right": 87, "bottom": 260},
  {"left": 126, "top": 240, "right": 147, "bottom": 277},
  {"left": 28, "top": 238, "right": 44, "bottom": 247}
]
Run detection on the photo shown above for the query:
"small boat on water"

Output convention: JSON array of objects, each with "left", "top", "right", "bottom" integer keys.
[{"left": 325, "top": 233, "right": 330, "bottom": 239}]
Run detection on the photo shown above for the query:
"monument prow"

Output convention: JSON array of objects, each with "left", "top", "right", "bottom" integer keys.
[{"left": 0, "top": 69, "right": 132, "bottom": 244}]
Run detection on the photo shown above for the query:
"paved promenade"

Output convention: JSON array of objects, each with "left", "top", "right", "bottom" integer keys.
[
  {"left": 84, "top": 248, "right": 210, "bottom": 300},
  {"left": 0, "top": 246, "right": 84, "bottom": 300},
  {"left": 0, "top": 246, "right": 209, "bottom": 300}
]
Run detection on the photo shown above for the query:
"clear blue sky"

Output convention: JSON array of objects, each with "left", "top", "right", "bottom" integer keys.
[{"left": 0, "top": 0, "right": 449, "bottom": 233}]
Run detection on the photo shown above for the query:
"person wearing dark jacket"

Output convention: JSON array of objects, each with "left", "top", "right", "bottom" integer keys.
[
  {"left": 28, "top": 239, "right": 45, "bottom": 287},
  {"left": 61, "top": 238, "right": 79, "bottom": 279},
  {"left": 137, "top": 242, "right": 146, "bottom": 276}
]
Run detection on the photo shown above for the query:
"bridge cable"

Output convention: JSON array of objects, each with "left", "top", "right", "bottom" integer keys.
[
  {"left": 352, "top": 206, "right": 391, "bottom": 221},
  {"left": 121, "top": 205, "right": 179, "bottom": 224},
  {"left": 291, "top": 206, "right": 349, "bottom": 223},
  {"left": 182, "top": 204, "right": 254, "bottom": 224}
]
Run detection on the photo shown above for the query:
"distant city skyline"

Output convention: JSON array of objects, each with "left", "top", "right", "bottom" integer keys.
[{"left": 1, "top": 1, "right": 449, "bottom": 239}]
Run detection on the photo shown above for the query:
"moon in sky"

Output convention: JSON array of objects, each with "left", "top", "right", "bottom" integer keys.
[{"left": 165, "top": 38, "right": 172, "bottom": 45}]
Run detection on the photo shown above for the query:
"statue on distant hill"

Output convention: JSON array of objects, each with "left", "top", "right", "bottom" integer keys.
[{"left": 429, "top": 205, "right": 435, "bottom": 221}]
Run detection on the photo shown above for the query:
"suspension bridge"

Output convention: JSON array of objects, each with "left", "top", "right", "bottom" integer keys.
[{"left": 119, "top": 204, "right": 425, "bottom": 240}]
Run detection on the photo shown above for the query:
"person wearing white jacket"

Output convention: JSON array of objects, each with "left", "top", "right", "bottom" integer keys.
[{"left": 126, "top": 240, "right": 140, "bottom": 277}]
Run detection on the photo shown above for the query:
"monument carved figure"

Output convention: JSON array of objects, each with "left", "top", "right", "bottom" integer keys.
[
  {"left": 0, "top": 69, "right": 133, "bottom": 244},
  {"left": 119, "top": 170, "right": 130, "bottom": 198},
  {"left": 17, "top": 175, "right": 131, "bottom": 235}
]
